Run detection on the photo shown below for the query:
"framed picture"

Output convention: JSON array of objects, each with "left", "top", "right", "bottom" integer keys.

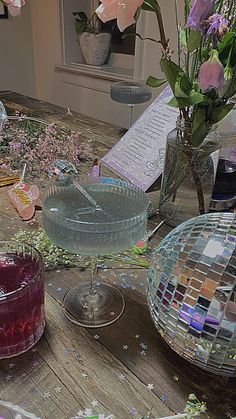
[{"left": 0, "top": 4, "right": 8, "bottom": 19}]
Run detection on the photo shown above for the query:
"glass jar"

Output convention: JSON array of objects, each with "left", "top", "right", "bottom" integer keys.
[
  {"left": 158, "top": 121, "right": 221, "bottom": 227},
  {"left": 0, "top": 241, "right": 45, "bottom": 358}
]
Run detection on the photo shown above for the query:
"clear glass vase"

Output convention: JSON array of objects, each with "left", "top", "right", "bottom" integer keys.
[{"left": 159, "top": 121, "right": 221, "bottom": 227}]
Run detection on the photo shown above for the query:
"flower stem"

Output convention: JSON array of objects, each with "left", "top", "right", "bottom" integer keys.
[
  {"left": 155, "top": 11, "right": 168, "bottom": 50},
  {"left": 185, "top": 146, "right": 205, "bottom": 214}
]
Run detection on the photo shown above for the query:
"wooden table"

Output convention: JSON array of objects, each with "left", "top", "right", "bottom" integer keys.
[{"left": 0, "top": 92, "right": 235, "bottom": 419}]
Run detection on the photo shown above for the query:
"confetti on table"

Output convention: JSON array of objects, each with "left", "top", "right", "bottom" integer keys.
[
  {"left": 147, "top": 383, "right": 154, "bottom": 391},
  {"left": 140, "top": 350, "right": 147, "bottom": 356},
  {"left": 123, "top": 345, "right": 128, "bottom": 350},
  {"left": 5, "top": 374, "right": 13, "bottom": 381},
  {"left": 130, "top": 407, "right": 138, "bottom": 416},
  {"left": 76, "top": 410, "right": 84, "bottom": 417},
  {"left": 43, "top": 392, "right": 50, "bottom": 399},
  {"left": 160, "top": 394, "right": 168, "bottom": 402},
  {"left": 140, "top": 342, "right": 148, "bottom": 350},
  {"left": 55, "top": 386, "right": 62, "bottom": 393},
  {"left": 32, "top": 361, "right": 40, "bottom": 368},
  {"left": 94, "top": 335, "right": 100, "bottom": 340},
  {"left": 135, "top": 335, "right": 140, "bottom": 339},
  {"left": 91, "top": 401, "right": 99, "bottom": 407},
  {"left": 8, "top": 363, "right": 16, "bottom": 369},
  {"left": 173, "top": 375, "right": 179, "bottom": 381},
  {"left": 118, "top": 373, "right": 126, "bottom": 380},
  {"left": 82, "top": 373, "right": 88, "bottom": 378},
  {"left": 84, "top": 408, "right": 93, "bottom": 416},
  {"left": 56, "top": 287, "right": 62, "bottom": 292},
  {"left": 64, "top": 348, "right": 75, "bottom": 354}
]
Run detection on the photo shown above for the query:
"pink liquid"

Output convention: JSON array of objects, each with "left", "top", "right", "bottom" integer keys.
[{"left": 0, "top": 252, "right": 45, "bottom": 358}]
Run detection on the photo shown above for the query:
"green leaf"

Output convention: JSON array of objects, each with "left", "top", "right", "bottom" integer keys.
[
  {"left": 222, "top": 65, "right": 236, "bottom": 99},
  {"left": 187, "top": 30, "right": 201, "bottom": 52},
  {"left": 142, "top": 0, "right": 160, "bottom": 13},
  {"left": 184, "top": 0, "right": 190, "bottom": 22},
  {"left": 168, "top": 91, "right": 211, "bottom": 108},
  {"left": 179, "top": 28, "right": 187, "bottom": 49},
  {"left": 218, "top": 32, "right": 235, "bottom": 54},
  {"left": 146, "top": 76, "right": 166, "bottom": 88},
  {"left": 192, "top": 108, "right": 209, "bottom": 146},
  {"left": 211, "top": 103, "right": 234, "bottom": 124},
  {"left": 75, "top": 21, "right": 87, "bottom": 35},
  {"left": 160, "top": 58, "right": 191, "bottom": 95},
  {"left": 73, "top": 11, "right": 88, "bottom": 23}
]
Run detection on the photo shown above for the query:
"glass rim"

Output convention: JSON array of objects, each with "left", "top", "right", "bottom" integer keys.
[
  {"left": 0, "top": 241, "right": 43, "bottom": 299},
  {"left": 43, "top": 176, "right": 149, "bottom": 227}
]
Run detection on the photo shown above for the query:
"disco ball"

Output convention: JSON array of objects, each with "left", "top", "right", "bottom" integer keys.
[{"left": 147, "top": 213, "right": 236, "bottom": 376}]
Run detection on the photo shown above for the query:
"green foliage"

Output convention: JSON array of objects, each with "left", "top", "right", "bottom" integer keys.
[
  {"left": 211, "top": 102, "right": 235, "bottom": 123},
  {"left": 160, "top": 58, "right": 191, "bottom": 95},
  {"left": 184, "top": 393, "right": 208, "bottom": 418},
  {"left": 179, "top": 27, "right": 187, "bottom": 49},
  {"left": 141, "top": 0, "right": 160, "bottom": 13},
  {"left": 11, "top": 229, "right": 80, "bottom": 269},
  {"left": 187, "top": 30, "right": 201, "bottom": 52},
  {"left": 146, "top": 76, "right": 166, "bottom": 88},
  {"left": 73, "top": 11, "right": 102, "bottom": 35},
  {"left": 168, "top": 91, "right": 210, "bottom": 108}
]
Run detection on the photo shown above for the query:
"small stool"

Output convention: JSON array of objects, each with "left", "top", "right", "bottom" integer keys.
[{"left": 111, "top": 81, "right": 152, "bottom": 127}]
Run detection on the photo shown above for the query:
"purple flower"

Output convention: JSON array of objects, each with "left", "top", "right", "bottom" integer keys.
[
  {"left": 198, "top": 49, "right": 225, "bottom": 92},
  {"left": 186, "top": 0, "right": 215, "bottom": 32},
  {"left": 206, "top": 13, "right": 228, "bottom": 36}
]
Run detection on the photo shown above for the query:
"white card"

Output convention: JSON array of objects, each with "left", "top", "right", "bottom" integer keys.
[{"left": 102, "top": 86, "right": 178, "bottom": 191}]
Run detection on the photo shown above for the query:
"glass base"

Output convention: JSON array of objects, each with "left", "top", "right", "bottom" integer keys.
[{"left": 62, "top": 283, "right": 125, "bottom": 328}]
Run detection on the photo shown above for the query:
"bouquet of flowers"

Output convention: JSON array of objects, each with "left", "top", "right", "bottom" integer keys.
[{"left": 96, "top": 0, "right": 236, "bottom": 222}]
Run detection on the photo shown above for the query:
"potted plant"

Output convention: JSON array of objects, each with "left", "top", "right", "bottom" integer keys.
[{"left": 73, "top": 11, "right": 112, "bottom": 66}]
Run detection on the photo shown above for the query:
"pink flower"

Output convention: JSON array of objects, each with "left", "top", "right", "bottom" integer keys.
[
  {"left": 198, "top": 49, "right": 225, "bottom": 92},
  {"left": 96, "top": 0, "right": 144, "bottom": 32},
  {"left": 3, "top": 0, "right": 25, "bottom": 17}
]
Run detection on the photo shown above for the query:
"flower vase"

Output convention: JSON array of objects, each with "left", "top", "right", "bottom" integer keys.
[
  {"left": 158, "top": 122, "right": 221, "bottom": 227},
  {"left": 79, "top": 32, "right": 111, "bottom": 66}
]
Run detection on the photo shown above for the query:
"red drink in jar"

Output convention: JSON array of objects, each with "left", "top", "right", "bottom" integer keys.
[{"left": 0, "top": 242, "right": 45, "bottom": 358}]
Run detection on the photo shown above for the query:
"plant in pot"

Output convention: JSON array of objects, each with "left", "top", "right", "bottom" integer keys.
[{"left": 73, "top": 11, "right": 112, "bottom": 66}]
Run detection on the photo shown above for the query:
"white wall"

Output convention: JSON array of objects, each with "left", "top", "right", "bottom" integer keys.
[
  {"left": 0, "top": 2, "right": 36, "bottom": 96},
  {"left": 0, "top": 0, "right": 180, "bottom": 128}
]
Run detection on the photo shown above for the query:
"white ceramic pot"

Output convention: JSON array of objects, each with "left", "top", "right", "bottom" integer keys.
[{"left": 79, "top": 32, "right": 111, "bottom": 66}]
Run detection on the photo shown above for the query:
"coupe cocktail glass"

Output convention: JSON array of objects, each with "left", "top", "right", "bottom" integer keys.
[
  {"left": 0, "top": 241, "right": 45, "bottom": 358},
  {"left": 43, "top": 176, "right": 149, "bottom": 327},
  {"left": 111, "top": 81, "right": 152, "bottom": 127}
]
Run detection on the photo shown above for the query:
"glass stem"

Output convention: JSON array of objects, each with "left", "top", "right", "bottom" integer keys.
[
  {"left": 128, "top": 105, "right": 134, "bottom": 128},
  {"left": 90, "top": 256, "right": 98, "bottom": 295}
]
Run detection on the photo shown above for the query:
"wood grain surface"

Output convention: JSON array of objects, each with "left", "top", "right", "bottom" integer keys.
[{"left": 0, "top": 92, "right": 235, "bottom": 419}]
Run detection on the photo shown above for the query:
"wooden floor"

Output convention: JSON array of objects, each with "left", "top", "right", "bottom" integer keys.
[{"left": 0, "top": 92, "right": 235, "bottom": 419}]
